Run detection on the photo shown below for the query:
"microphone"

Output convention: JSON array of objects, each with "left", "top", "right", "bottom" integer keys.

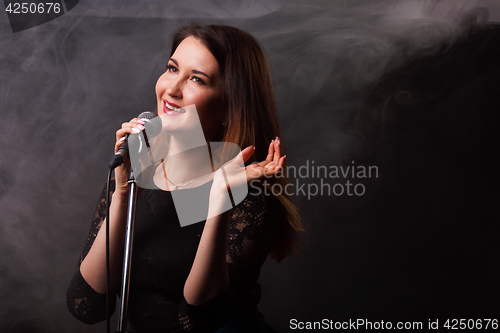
[{"left": 109, "top": 112, "right": 162, "bottom": 169}]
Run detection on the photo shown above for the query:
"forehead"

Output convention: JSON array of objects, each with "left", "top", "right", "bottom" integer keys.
[{"left": 172, "top": 36, "right": 219, "bottom": 75}]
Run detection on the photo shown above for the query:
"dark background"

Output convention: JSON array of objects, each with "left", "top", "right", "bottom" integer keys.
[{"left": 0, "top": 0, "right": 498, "bottom": 332}]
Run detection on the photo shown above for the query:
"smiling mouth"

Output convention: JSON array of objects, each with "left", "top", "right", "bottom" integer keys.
[{"left": 164, "top": 100, "right": 186, "bottom": 113}]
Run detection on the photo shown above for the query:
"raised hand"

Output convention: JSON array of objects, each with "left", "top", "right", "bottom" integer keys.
[
  {"left": 244, "top": 136, "right": 286, "bottom": 182},
  {"left": 208, "top": 137, "right": 286, "bottom": 218}
]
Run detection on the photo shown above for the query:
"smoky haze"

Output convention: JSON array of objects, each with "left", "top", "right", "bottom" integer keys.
[{"left": 0, "top": 0, "right": 498, "bottom": 332}]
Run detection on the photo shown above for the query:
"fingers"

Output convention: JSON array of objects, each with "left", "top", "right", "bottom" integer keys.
[
  {"left": 273, "top": 136, "right": 282, "bottom": 164},
  {"left": 114, "top": 136, "right": 127, "bottom": 154},
  {"left": 278, "top": 155, "right": 286, "bottom": 168},
  {"left": 235, "top": 138, "right": 285, "bottom": 178},
  {"left": 116, "top": 118, "right": 145, "bottom": 140},
  {"left": 258, "top": 136, "right": 283, "bottom": 168},
  {"left": 240, "top": 145, "right": 255, "bottom": 163},
  {"left": 276, "top": 137, "right": 286, "bottom": 168},
  {"left": 114, "top": 118, "right": 145, "bottom": 153},
  {"left": 263, "top": 155, "right": 286, "bottom": 176},
  {"left": 276, "top": 155, "right": 286, "bottom": 172},
  {"left": 258, "top": 139, "right": 274, "bottom": 167}
]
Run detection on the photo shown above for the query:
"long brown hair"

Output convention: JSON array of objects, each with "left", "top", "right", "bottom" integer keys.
[{"left": 170, "top": 24, "right": 304, "bottom": 262}]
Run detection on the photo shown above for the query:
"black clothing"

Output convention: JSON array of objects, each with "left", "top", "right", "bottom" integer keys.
[{"left": 67, "top": 181, "right": 278, "bottom": 332}]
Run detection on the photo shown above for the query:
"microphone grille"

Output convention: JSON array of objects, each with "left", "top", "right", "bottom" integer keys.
[
  {"left": 138, "top": 111, "right": 162, "bottom": 137},
  {"left": 138, "top": 111, "right": 156, "bottom": 120}
]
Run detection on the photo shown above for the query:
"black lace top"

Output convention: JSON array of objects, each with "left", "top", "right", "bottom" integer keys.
[{"left": 66, "top": 180, "right": 279, "bottom": 332}]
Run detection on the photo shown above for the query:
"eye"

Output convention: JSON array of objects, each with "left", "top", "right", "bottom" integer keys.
[
  {"left": 192, "top": 76, "right": 206, "bottom": 85},
  {"left": 166, "top": 64, "right": 178, "bottom": 73}
]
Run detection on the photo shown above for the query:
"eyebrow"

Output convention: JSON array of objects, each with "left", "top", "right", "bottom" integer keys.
[{"left": 168, "top": 58, "right": 210, "bottom": 79}]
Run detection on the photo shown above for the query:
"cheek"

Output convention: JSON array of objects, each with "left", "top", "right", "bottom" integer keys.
[
  {"left": 155, "top": 75, "right": 167, "bottom": 97},
  {"left": 183, "top": 89, "right": 208, "bottom": 109},
  {"left": 155, "top": 77, "right": 167, "bottom": 114},
  {"left": 198, "top": 89, "right": 222, "bottom": 108}
]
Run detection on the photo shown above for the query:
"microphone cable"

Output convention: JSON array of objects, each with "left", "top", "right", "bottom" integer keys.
[{"left": 106, "top": 166, "right": 113, "bottom": 333}]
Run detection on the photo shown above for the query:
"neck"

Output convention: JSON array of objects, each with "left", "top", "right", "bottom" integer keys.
[
  {"left": 167, "top": 130, "right": 207, "bottom": 157},
  {"left": 162, "top": 137, "right": 213, "bottom": 188}
]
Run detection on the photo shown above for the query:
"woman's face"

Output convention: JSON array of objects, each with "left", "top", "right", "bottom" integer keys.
[{"left": 156, "top": 36, "right": 224, "bottom": 141}]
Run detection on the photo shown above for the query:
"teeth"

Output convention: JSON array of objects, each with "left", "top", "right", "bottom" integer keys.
[{"left": 165, "top": 101, "right": 185, "bottom": 113}]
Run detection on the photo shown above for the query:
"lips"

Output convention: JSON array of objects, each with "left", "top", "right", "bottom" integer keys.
[
  {"left": 163, "top": 99, "right": 185, "bottom": 114},
  {"left": 165, "top": 99, "right": 180, "bottom": 108}
]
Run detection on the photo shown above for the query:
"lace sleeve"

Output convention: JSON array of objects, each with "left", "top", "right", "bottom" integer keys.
[
  {"left": 178, "top": 187, "right": 278, "bottom": 332},
  {"left": 66, "top": 182, "right": 117, "bottom": 324}
]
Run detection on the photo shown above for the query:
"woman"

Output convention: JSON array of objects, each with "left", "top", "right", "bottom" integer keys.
[{"left": 67, "top": 24, "right": 303, "bottom": 332}]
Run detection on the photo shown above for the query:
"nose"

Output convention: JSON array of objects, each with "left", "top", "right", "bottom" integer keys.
[{"left": 166, "top": 76, "right": 183, "bottom": 99}]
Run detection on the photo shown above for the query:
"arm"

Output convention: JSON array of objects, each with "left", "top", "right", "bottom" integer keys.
[
  {"left": 183, "top": 139, "right": 284, "bottom": 306},
  {"left": 79, "top": 118, "right": 145, "bottom": 293},
  {"left": 79, "top": 189, "right": 129, "bottom": 293},
  {"left": 178, "top": 184, "right": 279, "bottom": 332},
  {"left": 66, "top": 182, "right": 122, "bottom": 324},
  {"left": 66, "top": 118, "right": 145, "bottom": 323},
  {"left": 183, "top": 190, "right": 231, "bottom": 306},
  {"left": 179, "top": 140, "right": 284, "bottom": 332}
]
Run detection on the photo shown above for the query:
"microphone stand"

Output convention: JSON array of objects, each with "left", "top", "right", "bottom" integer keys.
[{"left": 116, "top": 168, "right": 138, "bottom": 333}]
